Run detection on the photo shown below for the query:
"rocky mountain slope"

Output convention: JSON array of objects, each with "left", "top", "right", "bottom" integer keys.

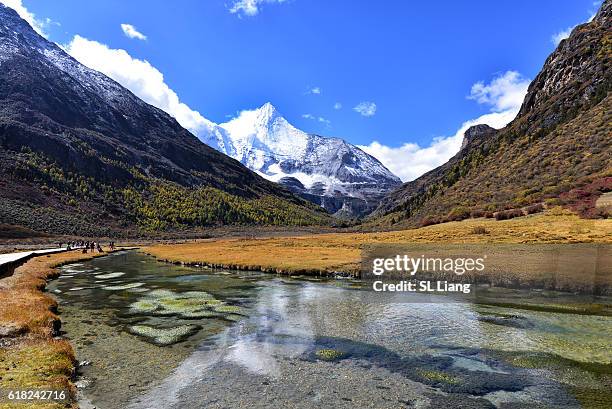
[
  {"left": 373, "top": 0, "right": 611, "bottom": 226},
  {"left": 201, "top": 103, "right": 401, "bottom": 218},
  {"left": 0, "top": 4, "right": 329, "bottom": 236}
]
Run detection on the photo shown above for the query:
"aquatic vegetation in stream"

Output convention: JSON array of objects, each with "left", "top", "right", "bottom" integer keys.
[
  {"left": 129, "top": 324, "right": 200, "bottom": 346},
  {"left": 314, "top": 348, "right": 345, "bottom": 361},
  {"left": 127, "top": 289, "right": 247, "bottom": 333}
]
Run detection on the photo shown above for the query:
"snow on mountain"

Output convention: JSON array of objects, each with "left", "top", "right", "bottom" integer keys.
[
  {"left": 0, "top": 2, "right": 399, "bottom": 218},
  {"left": 200, "top": 103, "right": 402, "bottom": 217}
]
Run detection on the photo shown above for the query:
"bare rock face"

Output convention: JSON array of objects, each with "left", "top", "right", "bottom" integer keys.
[
  {"left": 460, "top": 125, "right": 496, "bottom": 150},
  {"left": 373, "top": 0, "right": 611, "bottom": 225}
]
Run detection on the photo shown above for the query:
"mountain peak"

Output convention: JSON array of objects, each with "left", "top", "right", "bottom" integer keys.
[{"left": 254, "top": 102, "right": 281, "bottom": 123}]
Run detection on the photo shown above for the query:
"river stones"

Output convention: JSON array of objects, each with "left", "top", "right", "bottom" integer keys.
[
  {"left": 94, "top": 272, "right": 126, "bottom": 280},
  {"left": 129, "top": 324, "right": 199, "bottom": 346},
  {"left": 102, "top": 283, "right": 145, "bottom": 291}
]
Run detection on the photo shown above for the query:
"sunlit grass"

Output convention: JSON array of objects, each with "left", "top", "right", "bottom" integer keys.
[{"left": 145, "top": 211, "right": 611, "bottom": 277}]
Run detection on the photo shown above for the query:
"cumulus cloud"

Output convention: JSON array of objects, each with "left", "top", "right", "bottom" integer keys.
[
  {"left": 229, "top": 0, "right": 287, "bottom": 17},
  {"left": 1, "top": 0, "right": 47, "bottom": 36},
  {"left": 353, "top": 101, "right": 377, "bottom": 117},
  {"left": 468, "top": 71, "right": 530, "bottom": 112},
  {"left": 309, "top": 86, "right": 321, "bottom": 95},
  {"left": 551, "top": 27, "right": 574, "bottom": 45},
  {"left": 551, "top": 2, "right": 600, "bottom": 45},
  {"left": 64, "top": 35, "right": 214, "bottom": 135},
  {"left": 359, "top": 71, "right": 530, "bottom": 182},
  {"left": 334, "top": 102, "right": 342, "bottom": 110},
  {"left": 302, "top": 113, "right": 330, "bottom": 125},
  {"left": 121, "top": 23, "right": 147, "bottom": 40}
]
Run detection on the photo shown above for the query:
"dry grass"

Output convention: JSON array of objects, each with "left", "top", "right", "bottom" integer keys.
[
  {"left": 0, "top": 249, "right": 118, "bottom": 409},
  {"left": 0, "top": 251, "right": 110, "bottom": 336},
  {"left": 145, "top": 210, "right": 612, "bottom": 276}
]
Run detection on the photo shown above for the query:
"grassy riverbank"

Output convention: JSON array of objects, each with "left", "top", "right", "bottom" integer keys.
[
  {"left": 145, "top": 210, "right": 611, "bottom": 290},
  {"left": 0, "top": 249, "right": 125, "bottom": 409}
]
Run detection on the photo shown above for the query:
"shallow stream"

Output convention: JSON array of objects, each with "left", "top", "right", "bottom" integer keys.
[{"left": 48, "top": 251, "right": 611, "bottom": 409}]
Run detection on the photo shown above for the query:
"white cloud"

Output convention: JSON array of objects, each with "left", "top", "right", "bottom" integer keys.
[
  {"left": 551, "top": 27, "right": 574, "bottom": 45},
  {"left": 353, "top": 101, "right": 377, "bottom": 117},
  {"left": 1, "top": 0, "right": 47, "bottom": 36},
  {"left": 468, "top": 71, "right": 530, "bottom": 112},
  {"left": 302, "top": 113, "right": 330, "bottom": 125},
  {"left": 229, "top": 0, "right": 287, "bottom": 17},
  {"left": 550, "top": 3, "right": 600, "bottom": 45},
  {"left": 121, "top": 23, "right": 147, "bottom": 40},
  {"left": 309, "top": 86, "right": 321, "bottom": 95},
  {"left": 334, "top": 102, "right": 342, "bottom": 110},
  {"left": 359, "top": 71, "right": 530, "bottom": 182},
  {"left": 64, "top": 35, "right": 214, "bottom": 135}
]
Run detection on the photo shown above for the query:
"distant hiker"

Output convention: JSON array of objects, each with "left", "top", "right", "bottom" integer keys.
[{"left": 97, "top": 243, "right": 103, "bottom": 253}]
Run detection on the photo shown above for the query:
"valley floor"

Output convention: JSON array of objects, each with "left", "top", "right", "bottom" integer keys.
[
  {"left": 146, "top": 210, "right": 611, "bottom": 272},
  {"left": 145, "top": 209, "right": 612, "bottom": 293}
]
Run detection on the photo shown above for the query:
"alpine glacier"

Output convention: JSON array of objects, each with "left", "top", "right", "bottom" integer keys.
[{"left": 200, "top": 103, "right": 402, "bottom": 217}]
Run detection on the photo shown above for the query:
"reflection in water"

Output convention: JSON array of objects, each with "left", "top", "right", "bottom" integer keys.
[{"left": 50, "top": 251, "right": 611, "bottom": 409}]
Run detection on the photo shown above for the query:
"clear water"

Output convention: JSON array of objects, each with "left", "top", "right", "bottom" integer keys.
[{"left": 49, "top": 251, "right": 612, "bottom": 409}]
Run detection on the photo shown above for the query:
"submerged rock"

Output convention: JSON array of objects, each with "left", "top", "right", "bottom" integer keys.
[
  {"left": 129, "top": 324, "right": 199, "bottom": 346},
  {"left": 94, "top": 272, "right": 126, "bottom": 280},
  {"left": 103, "top": 283, "right": 145, "bottom": 291}
]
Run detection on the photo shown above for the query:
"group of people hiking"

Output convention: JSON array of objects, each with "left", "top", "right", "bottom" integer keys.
[{"left": 58, "top": 240, "right": 116, "bottom": 252}]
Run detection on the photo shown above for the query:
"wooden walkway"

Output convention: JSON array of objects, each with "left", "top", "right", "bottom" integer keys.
[{"left": 0, "top": 248, "right": 70, "bottom": 276}]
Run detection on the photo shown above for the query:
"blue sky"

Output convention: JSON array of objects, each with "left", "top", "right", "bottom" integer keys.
[{"left": 3, "top": 0, "right": 601, "bottom": 180}]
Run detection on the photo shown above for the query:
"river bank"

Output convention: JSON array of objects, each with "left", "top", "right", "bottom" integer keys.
[
  {"left": 0, "top": 248, "right": 133, "bottom": 409},
  {"left": 144, "top": 212, "right": 611, "bottom": 291}
]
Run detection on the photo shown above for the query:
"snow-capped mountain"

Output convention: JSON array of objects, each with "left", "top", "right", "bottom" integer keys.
[{"left": 201, "top": 103, "right": 402, "bottom": 217}]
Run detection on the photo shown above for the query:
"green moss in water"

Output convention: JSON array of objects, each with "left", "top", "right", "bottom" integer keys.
[
  {"left": 213, "top": 305, "right": 248, "bottom": 315},
  {"left": 182, "top": 310, "right": 223, "bottom": 319},
  {"left": 476, "top": 301, "right": 610, "bottom": 316},
  {"left": 417, "top": 369, "right": 460, "bottom": 385},
  {"left": 176, "top": 291, "right": 215, "bottom": 300},
  {"left": 315, "top": 349, "right": 345, "bottom": 361},
  {"left": 129, "top": 289, "right": 229, "bottom": 319},
  {"left": 145, "top": 289, "right": 177, "bottom": 299},
  {"left": 129, "top": 300, "right": 159, "bottom": 314},
  {"left": 223, "top": 314, "right": 244, "bottom": 322},
  {"left": 505, "top": 352, "right": 612, "bottom": 375},
  {"left": 158, "top": 297, "right": 211, "bottom": 313},
  {"left": 570, "top": 386, "right": 612, "bottom": 409},
  {"left": 129, "top": 324, "right": 199, "bottom": 346}
]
